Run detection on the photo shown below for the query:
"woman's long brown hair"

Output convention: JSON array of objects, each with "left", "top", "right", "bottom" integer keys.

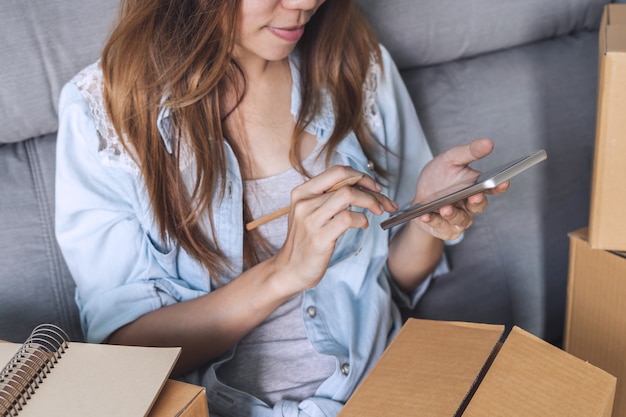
[{"left": 101, "top": 0, "right": 383, "bottom": 280}]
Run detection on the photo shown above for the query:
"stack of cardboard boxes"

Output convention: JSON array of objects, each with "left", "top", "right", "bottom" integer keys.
[{"left": 565, "top": 4, "right": 626, "bottom": 417}]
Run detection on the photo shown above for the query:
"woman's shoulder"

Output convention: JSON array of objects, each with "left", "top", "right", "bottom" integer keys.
[
  {"left": 70, "top": 61, "right": 103, "bottom": 90},
  {"left": 62, "top": 61, "right": 140, "bottom": 175},
  {"left": 68, "top": 61, "right": 106, "bottom": 115}
]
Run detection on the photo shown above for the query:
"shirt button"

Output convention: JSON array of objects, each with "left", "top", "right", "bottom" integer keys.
[
  {"left": 341, "top": 363, "right": 350, "bottom": 376},
  {"left": 367, "top": 160, "right": 375, "bottom": 171},
  {"left": 306, "top": 306, "right": 317, "bottom": 318}
]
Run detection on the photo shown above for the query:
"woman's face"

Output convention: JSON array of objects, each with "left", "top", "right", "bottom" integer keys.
[{"left": 235, "top": 0, "right": 326, "bottom": 65}]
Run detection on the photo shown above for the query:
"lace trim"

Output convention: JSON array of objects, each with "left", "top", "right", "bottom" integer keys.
[
  {"left": 71, "top": 62, "right": 140, "bottom": 175},
  {"left": 309, "top": 52, "right": 382, "bottom": 134},
  {"left": 363, "top": 52, "right": 382, "bottom": 132}
]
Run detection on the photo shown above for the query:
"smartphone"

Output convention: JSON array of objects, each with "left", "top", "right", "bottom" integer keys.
[{"left": 380, "top": 149, "right": 548, "bottom": 230}]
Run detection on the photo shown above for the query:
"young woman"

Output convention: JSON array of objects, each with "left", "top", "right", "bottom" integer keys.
[{"left": 55, "top": 0, "right": 506, "bottom": 415}]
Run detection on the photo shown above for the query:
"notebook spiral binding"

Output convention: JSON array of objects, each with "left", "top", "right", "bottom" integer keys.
[{"left": 0, "top": 324, "right": 69, "bottom": 417}]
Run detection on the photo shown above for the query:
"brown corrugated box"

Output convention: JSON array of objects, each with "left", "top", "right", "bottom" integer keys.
[
  {"left": 565, "top": 227, "right": 626, "bottom": 417},
  {"left": 339, "top": 318, "right": 615, "bottom": 417},
  {"left": 589, "top": 3, "right": 626, "bottom": 250},
  {"left": 149, "top": 379, "right": 208, "bottom": 417}
]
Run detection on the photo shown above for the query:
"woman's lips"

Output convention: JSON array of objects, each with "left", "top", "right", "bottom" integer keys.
[{"left": 267, "top": 26, "right": 305, "bottom": 42}]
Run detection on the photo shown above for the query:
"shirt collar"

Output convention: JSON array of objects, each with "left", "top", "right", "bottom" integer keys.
[{"left": 288, "top": 52, "right": 336, "bottom": 144}]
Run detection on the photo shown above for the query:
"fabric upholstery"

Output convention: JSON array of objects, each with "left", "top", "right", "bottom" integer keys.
[
  {"left": 357, "top": 0, "right": 607, "bottom": 68},
  {"left": 0, "top": 0, "right": 117, "bottom": 144},
  {"left": 0, "top": 135, "right": 82, "bottom": 342}
]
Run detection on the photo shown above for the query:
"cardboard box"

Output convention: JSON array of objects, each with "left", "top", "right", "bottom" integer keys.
[
  {"left": 565, "top": 227, "right": 626, "bottom": 417},
  {"left": 339, "top": 318, "right": 615, "bottom": 417},
  {"left": 149, "top": 379, "right": 209, "bottom": 417},
  {"left": 589, "top": 4, "right": 626, "bottom": 250}
]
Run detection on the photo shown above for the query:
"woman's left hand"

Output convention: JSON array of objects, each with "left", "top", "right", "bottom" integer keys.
[{"left": 411, "top": 138, "right": 509, "bottom": 241}]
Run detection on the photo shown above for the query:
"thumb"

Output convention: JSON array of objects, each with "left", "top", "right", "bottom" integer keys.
[{"left": 445, "top": 138, "right": 494, "bottom": 167}]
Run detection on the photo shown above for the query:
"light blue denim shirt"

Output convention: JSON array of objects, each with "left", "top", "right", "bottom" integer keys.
[{"left": 55, "top": 45, "right": 447, "bottom": 417}]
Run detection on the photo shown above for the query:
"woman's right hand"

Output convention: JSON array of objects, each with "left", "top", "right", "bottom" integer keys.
[{"left": 271, "top": 165, "right": 397, "bottom": 294}]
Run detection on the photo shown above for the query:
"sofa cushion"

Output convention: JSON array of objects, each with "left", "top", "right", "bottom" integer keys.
[
  {"left": 0, "top": 135, "right": 83, "bottom": 342},
  {"left": 357, "top": 0, "right": 608, "bottom": 68},
  {"left": 0, "top": 0, "right": 117, "bottom": 144}
]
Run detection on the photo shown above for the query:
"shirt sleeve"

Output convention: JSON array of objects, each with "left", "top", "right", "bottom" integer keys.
[
  {"left": 55, "top": 82, "right": 208, "bottom": 343},
  {"left": 385, "top": 255, "right": 450, "bottom": 309}
]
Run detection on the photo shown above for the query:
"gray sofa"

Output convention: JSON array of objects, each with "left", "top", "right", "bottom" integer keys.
[{"left": 0, "top": 0, "right": 610, "bottom": 346}]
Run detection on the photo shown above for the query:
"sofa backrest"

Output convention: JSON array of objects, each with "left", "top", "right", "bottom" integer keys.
[
  {"left": 0, "top": 0, "right": 611, "bottom": 344},
  {"left": 357, "top": 0, "right": 607, "bottom": 68},
  {"left": 0, "top": 0, "right": 118, "bottom": 145},
  {"left": 1, "top": 0, "right": 607, "bottom": 146}
]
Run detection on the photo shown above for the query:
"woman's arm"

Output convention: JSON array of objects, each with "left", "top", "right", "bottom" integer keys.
[
  {"left": 108, "top": 256, "right": 296, "bottom": 375},
  {"left": 387, "top": 220, "right": 444, "bottom": 293}
]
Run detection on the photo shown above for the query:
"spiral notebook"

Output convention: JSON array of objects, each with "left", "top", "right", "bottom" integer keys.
[{"left": 0, "top": 324, "right": 181, "bottom": 417}]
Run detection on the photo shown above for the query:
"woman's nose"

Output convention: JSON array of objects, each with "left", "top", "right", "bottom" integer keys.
[{"left": 281, "top": 0, "right": 325, "bottom": 12}]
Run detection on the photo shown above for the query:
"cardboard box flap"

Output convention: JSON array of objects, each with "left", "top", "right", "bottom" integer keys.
[
  {"left": 590, "top": 4, "right": 626, "bottom": 251},
  {"left": 463, "top": 326, "right": 616, "bottom": 417},
  {"left": 608, "top": 3, "right": 626, "bottom": 26},
  {"left": 568, "top": 227, "right": 588, "bottom": 241},
  {"left": 605, "top": 25, "right": 626, "bottom": 54},
  {"left": 573, "top": 227, "right": 626, "bottom": 259},
  {"left": 601, "top": 5, "right": 626, "bottom": 66},
  {"left": 338, "top": 319, "right": 503, "bottom": 417},
  {"left": 149, "top": 380, "right": 208, "bottom": 417}
]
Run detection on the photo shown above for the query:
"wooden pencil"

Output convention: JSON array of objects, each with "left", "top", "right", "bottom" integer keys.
[{"left": 245, "top": 174, "right": 364, "bottom": 231}]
